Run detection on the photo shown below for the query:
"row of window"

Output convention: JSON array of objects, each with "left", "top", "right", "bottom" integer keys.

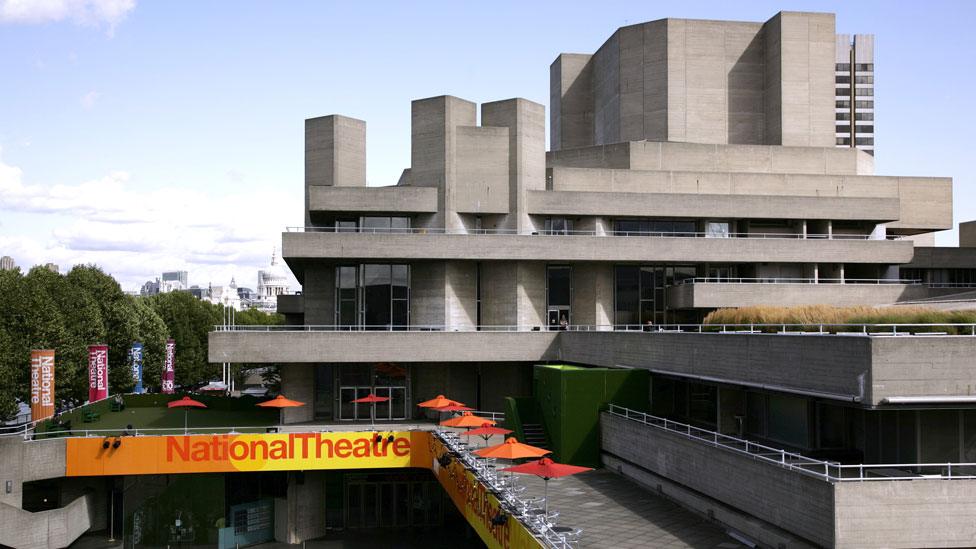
[
  {"left": 835, "top": 113, "right": 874, "bottom": 121},
  {"left": 835, "top": 125, "right": 875, "bottom": 134},
  {"left": 836, "top": 63, "right": 874, "bottom": 71},
  {"left": 836, "top": 87, "right": 874, "bottom": 96},
  {"left": 836, "top": 137, "right": 875, "bottom": 146},
  {"left": 835, "top": 76, "right": 874, "bottom": 85},
  {"left": 836, "top": 100, "right": 874, "bottom": 109}
]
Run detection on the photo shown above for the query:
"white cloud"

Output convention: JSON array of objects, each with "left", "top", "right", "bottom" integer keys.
[
  {"left": 0, "top": 0, "right": 135, "bottom": 35},
  {"left": 0, "top": 150, "right": 302, "bottom": 293},
  {"left": 80, "top": 90, "right": 100, "bottom": 109}
]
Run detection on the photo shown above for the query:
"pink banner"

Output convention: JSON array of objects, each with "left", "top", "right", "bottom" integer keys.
[
  {"left": 162, "top": 339, "right": 175, "bottom": 394},
  {"left": 87, "top": 345, "right": 109, "bottom": 402}
]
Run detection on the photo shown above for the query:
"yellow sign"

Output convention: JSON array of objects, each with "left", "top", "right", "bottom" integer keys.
[
  {"left": 66, "top": 431, "right": 432, "bottom": 476},
  {"left": 428, "top": 436, "right": 542, "bottom": 549}
]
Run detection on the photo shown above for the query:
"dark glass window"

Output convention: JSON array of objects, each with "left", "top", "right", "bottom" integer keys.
[
  {"left": 835, "top": 125, "right": 851, "bottom": 134},
  {"left": 835, "top": 87, "right": 850, "bottom": 96},
  {"left": 856, "top": 125, "right": 874, "bottom": 134},
  {"left": 835, "top": 112, "right": 850, "bottom": 121},
  {"left": 855, "top": 112, "right": 874, "bottom": 121},
  {"left": 614, "top": 219, "right": 696, "bottom": 236},
  {"left": 855, "top": 100, "right": 874, "bottom": 109},
  {"left": 336, "top": 266, "right": 358, "bottom": 327},
  {"left": 544, "top": 217, "right": 574, "bottom": 235},
  {"left": 855, "top": 88, "right": 874, "bottom": 96},
  {"left": 363, "top": 264, "right": 392, "bottom": 328},
  {"left": 835, "top": 100, "right": 851, "bottom": 108},
  {"left": 854, "top": 63, "right": 873, "bottom": 71},
  {"left": 855, "top": 137, "right": 874, "bottom": 146},
  {"left": 335, "top": 264, "right": 409, "bottom": 330},
  {"left": 614, "top": 266, "right": 639, "bottom": 326},
  {"left": 360, "top": 217, "right": 411, "bottom": 233},
  {"left": 836, "top": 137, "right": 851, "bottom": 146},
  {"left": 835, "top": 63, "right": 851, "bottom": 71},
  {"left": 547, "top": 266, "right": 571, "bottom": 307},
  {"left": 855, "top": 75, "right": 873, "bottom": 84},
  {"left": 835, "top": 75, "right": 850, "bottom": 84}
]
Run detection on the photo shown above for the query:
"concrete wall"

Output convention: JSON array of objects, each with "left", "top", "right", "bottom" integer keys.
[
  {"left": 904, "top": 246, "right": 976, "bottom": 269},
  {"left": 482, "top": 98, "right": 547, "bottom": 231},
  {"left": 305, "top": 115, "right": 366, "bottom": 225},
  {"left": 307, "top": 185, "right": 438, "bottom": 214},
  {"left": 870, "top": 337, "right": 976, "bottom": 404},
  {"left": 275, "top": 471, "right": 328, "bottom": 543},
  {"left": 834, "top": 479, "right": 976, "bottom": 548},
  {"left": 547, "top": 140, "right": 874, "bottom": 176},
  {"left": 666, "top": 283, "right": 942, "bottom": 309},
  {"left": 764, "top": 12, "right": 836, "bottom": 147},
  {"left": 301, "top": 263, "right": 334, "bottom": 325},
  {"left": 283, "top": 231, "right": 914, "bottom": 264},
  {"left": 479, "top": 261, "right": 545, "bottom": 328},
  {"left": 571, "top": 263, "right": 613, "bottom": 327},
  {"left": 0, "top": 494, "right": 92, "bottom": 549},
  {"left": 454, "top": 126, "right": 509, "bottom": 214},
  {"left": 0, "top": 438, "right": 66, "bottom": 508},
  {"left": 960, "top": 221, "right": 976, "bottom": 247},
  {"left": 550, "top": 54, "right": 594, "bottom": 151},
  {"left": 600, "top": 412, "right": 834, "bottom": 546},
  {"left": 209, "top": 331, "right": 559, "bottom": 364}
]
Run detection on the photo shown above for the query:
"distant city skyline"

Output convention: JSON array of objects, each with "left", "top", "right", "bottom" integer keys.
[{"left": 1, "top": 0, "right": 974, "bottom": 291}]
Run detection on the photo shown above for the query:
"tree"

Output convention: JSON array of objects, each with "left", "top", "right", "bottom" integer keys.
[
  {"left": 146, "top": 291, "right": 222, "bottom": 387},
  {"left": 130, "top": 297, "right": 169, "bottom": 392}
]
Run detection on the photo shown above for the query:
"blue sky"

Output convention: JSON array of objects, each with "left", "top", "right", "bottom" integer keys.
[{"left": 0, "top": 0, "right": 973, "bottom": 291}]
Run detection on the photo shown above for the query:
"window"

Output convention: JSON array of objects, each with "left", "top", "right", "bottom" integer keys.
[
  {"left": 856, "top": 125, "right": 874, "bottom": 134},
  {"left": 855, "top": 75, "right": 873, "bottom": 84},
  {"left": 546, "top": 266, "right": 572, "bottom": 329},
  {"left": 835, "top": 125, "right": 851, "bottom": 134},
  {"left": 835, "top": 75, "right": 851, "bottom": 84},
  {"left": 614, "top": 219, "right": 696, "bottom": 236},
  {"left": 836, "top": 137, "right": 851, "bottom": 146},
  {"left": 335, "top": 264, "right": 410, "bottom": 330},
  {"left": 835, "top": 100, "right": 851, "bottom": 108},
  {"left": 835, "top": 112, "right": 851, "bottom": 121},
  {"left": 835, "top": 63, "right": 851, "bottom": 71},
  {"left": 835, "top": 87, "right": 851, "bottom": 96},
  {"left": 855, "top": 88, "right": 874, "bottom": 96},
  {"left": 544, "top": 217, "right": 574, "bottom": 235},
  {"left": 855, "top": 63, "right": 873, "bottom": 71},
  {"left": 855, "top": 137, "right": 874, "bottom": 146},
  {"left": 855, "top": 100, "right": 874, "bottom": 109},
  {"left": 360, "top": 217, "right": 411, "bottom": 233},
  {"left": 855, "top": 112, "right": 874, "bottom": 121}
]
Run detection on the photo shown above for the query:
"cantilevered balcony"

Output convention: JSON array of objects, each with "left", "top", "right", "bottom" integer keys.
[
  {"left": 665, "top": 278, "right": 961, "bottom": 309},
  {"left": 281, "top": 227, "right": 913, "bottom": 264},
  {"left": 601, "top": 407, "right": 976, "bottom": 549}
]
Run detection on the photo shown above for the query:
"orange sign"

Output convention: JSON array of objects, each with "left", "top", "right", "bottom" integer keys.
[
  {"left": 30, "top": 350, "right": 55, "bottom": 422},
  {"left": 66, "top": 431, "right": 432, "bottom": 476},
  {"left": 429, "top": 436, "right": 541, "bottom": 549}
]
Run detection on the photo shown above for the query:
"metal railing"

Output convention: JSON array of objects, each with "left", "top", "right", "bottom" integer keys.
[
  {"left": 607, "top": 404, "right": 976, "bottom": 481},
  {"left": 213, "top": 322, "right": 976, "bottom": 336},
  {"left": 673, "top": 277, "right": 923, "bottom": 285},
  {"left": 285, "top": 225, "right": 896, "bottom": 241}
]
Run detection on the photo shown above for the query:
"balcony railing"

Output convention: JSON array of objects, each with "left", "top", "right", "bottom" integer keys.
[
  {"left": 213, "top": 323, "right": 976, "bottom": 336},
  {"left": 673, "top": 277, "right": 923, "bottom": 285},
  {"left": 607, "top": 404, "right": 976, "bottom": 481},
  {"left": 286, "top": 226, "right": 895, "bottom": 240}
]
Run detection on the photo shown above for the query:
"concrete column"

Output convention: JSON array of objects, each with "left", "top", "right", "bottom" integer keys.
[
  {"left": 571, "top": 263, "right": 614, "bottom": 329},
  {"left": 839, "top": 263, "right": 845, "bottom": 283},
  {"left": 445, "top": 261, "right": 477, "bottom": 329},
  {"left": 481, "top": 98, "right": 546, "bottom": 232},
  {"left": 302, "top": 264, "right": 335, "bottom": 325},
  {"left": 517, "top": 262, "right": 546, "bottom": 329},
  {"left": 280, "top": 364, "right": 314, "bottom": 424},
  {"left": 305, "top": 115, "right": 366, "bottom": 225},
  {"left": 411, "top": 96, "right": 477, "bottom": 230},
  {"left": 276, "top": 472, "right": 327, "bottom": 543},
  {"left": 801, "top": 219, "right": 808, "bottom": 239},
  {"left": 480, "top": 262, "right": 545, "bottom": 329}
]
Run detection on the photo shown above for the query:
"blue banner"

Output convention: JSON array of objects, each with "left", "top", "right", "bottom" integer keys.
[{"left": 130, "top": 342, "right": 144, "bottom": 394}]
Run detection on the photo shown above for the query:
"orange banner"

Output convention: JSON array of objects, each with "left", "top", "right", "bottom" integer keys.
[
  {"left": 428, "top": 436, "right": 541, "bottom": 549},
  {"left": 66, "top": 431, "right": 432, "bottom": 476},
  {"left": 30, "top": 350, "right": 55, "bottom": 422}
]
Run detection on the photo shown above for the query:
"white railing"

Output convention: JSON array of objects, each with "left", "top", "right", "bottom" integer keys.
[
  {"left": 673, "top": 277, "right": 923, "bottom": 285},
  {"left": 607, "top": 404, "right": 976, "bottom": 482},
  {"left": 213, "top": 323, "right": 976, "bottom": 336},
  {"left": 285, "top": 225, "right": 897, "bottom": 241}
]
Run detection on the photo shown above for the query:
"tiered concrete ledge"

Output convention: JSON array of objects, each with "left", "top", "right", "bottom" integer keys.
[
  {"left": 281, "top": 230, "right": 913, "bottom": 264},
  {"left": 307, "top": 185, "right": 438, "bottom": 214}
]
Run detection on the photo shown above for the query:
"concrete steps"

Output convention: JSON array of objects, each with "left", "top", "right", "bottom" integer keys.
[{"left": 521, "top": 423, "right": 549, "bottom": 449}]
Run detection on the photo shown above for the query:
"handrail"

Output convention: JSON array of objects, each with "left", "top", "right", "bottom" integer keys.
[
  {"left": 285, "top": 226, "right": 897, "bottom": 241},
  {"left": 212, "top": 322, "right": 976, "bottom": 336},
  {"left": 673, "top": 277, "right": 923, "bottom": 285},
  {"left": 607, "top": 404, "right": 976, "bottom": 481}
]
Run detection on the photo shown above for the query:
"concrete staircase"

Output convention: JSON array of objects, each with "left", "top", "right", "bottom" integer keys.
[{"left": 521, "top": 423, "right": 549, "bottom": 449}]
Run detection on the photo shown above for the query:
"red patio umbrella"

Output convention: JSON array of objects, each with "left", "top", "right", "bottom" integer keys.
[
  {"left": 501, "top": 457, "right": 594, "bottom": 513},
  {"left": 167, "top": 396, "right": 206, "bottom": 434},
  {"left": 434, "top": 405, "right": 475, "bottom": 412},
  {"left": 464, "top": 424, "right": 512, "bottom": 447},
  {"left": 474, "top": 437, "right": 550, "bottom": 459},
  {"left": 440, "top": 412, "right": 497, "bottom": 428},
  {"left": 350, "top": 394, "right": 390, "bottom": 426},
  {"left": 417, "top": 395, "right": 465, "bottom": 408},
  {"left": 257, "top": 395, "right": 306, "bottom": 426}
]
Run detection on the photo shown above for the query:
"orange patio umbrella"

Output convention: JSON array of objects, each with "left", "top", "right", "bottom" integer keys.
[
  {"left": 257, "top": 394, "right": 306, "bottom": 426},
  {"left": 168, "top": 396, "right": 206, "bottom": 434},
  {"left": 474, "top": 437, "right": 550, "bottom": 459},
  {"left": 434, "top": 404, "right": 474, "bottom": 412},
  {"left": 350, "top": 394, "right": 390, "bottom": 426},
  {"left": 501, "top": 457, "right": 593, "bottom": 513},
  {"left": 440, "top": 411, "right": 497, "bottom": 428},
  {"left": 465, "top": 424, "right": 513, "bottom": 447},
  {"left": 417, "top": 394, "right": 466, "bottom": 409}
]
